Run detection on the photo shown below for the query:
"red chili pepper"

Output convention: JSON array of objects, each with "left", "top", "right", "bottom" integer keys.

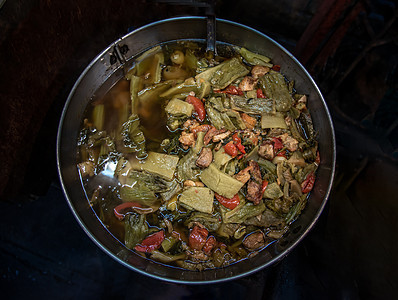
[
  {"left": 237, "top": 153, "right": 244, "bottom": 160},
  {"left": 272, "top": 137, "right": 284, "bottom": 151},
  {"left": 189, "top": 226, "right": 209, "bottom": 250},
  {"left": 276, "top": 150, "right": 287, "bottom": 158},
  {"left": 203, "top": 236, "right": 217, "bottom": 254},
  {"left": 272, "top": 65, "right": 281, "bottom": 71},
  {"left": 186, "top": 95, "right": 206, "bottom": 122},
  {"left": 215, "top": 193, "right": 240, "bottom": 210},
  {"left": 261, "top": 180, "right": 269, "bottom": 195},
  {"left": 134, "top": 230, "right": 165, "bottom": 253},
  {"left": 232, "top": 133, "right": 246, "bottom": 154},
  {"left": 301, "top": 172, "right": 315, "bottom": 193},
  {"left": 224, "top": 141, "right": 238, "bottom": 157},
  {"left": 114, "top": 202, "right": 142, "bottom": 221},
  {"left": 216, "top": 85, "right": 243, "bottom": 95},
  {"left": 256, "top": 88, "right": 266, "bottom": 98},
  {"left": 315, "top": 150, "right": 320, "bottom": 165},
  {"left": 236, "top": 143, "right": 246, "bottom": 154}
]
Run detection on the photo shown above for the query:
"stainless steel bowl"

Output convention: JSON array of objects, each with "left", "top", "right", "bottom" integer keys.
[{"left": 57, "top": 16, "right": 335, "bottom": 284}]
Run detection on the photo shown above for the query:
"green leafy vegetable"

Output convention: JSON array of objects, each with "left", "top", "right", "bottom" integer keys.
[
  {"left": 125, "top": 213, "right": 149, "bottom": 249},
  {"left": 121, "top": 114, "right": 147, "bottom": 158},
  {"left": 258, "top": 71, "right": 293, "bottom": 112},
  {"left": 239, "top": 47, "right": 272, "bottom": 67}
]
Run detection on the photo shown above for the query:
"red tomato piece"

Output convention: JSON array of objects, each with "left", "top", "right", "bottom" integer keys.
[
  {"left": 134, "top": 230, "right": 165, "bottom": 253},
  {"left": 272, "top": 137, "right": 284, "bottom": 151},
  {"left": 215, "top": 193, "right": 240, "bottom": 210},
  {"left": 256, "top": 88, "right": 266, "bottom": 98},
  {"left": 203, "top": 236, "right": 217, "bottom": 254},
  {"left": 301, "top": 172, "right": 315, "bottom": 193},
  {"left": 217, "top": 85, "right": 244, "bottom": 95},
  {"left": 224, "top": 141, "right": 238, "bottom": 157},
  {"left": 189, "top": 226, "right": 209, "bottom": 250},
  {"left": 186, "top": 95, "right": 206, "bottom": 122}
]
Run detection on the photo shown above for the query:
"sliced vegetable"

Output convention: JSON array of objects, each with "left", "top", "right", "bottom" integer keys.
[
  {"left": 129, "top": 75, "right": 143, "bottom": 114},
  {"left": 179, "top": 186, "right": 214, "bottom": 214},
  {"left": 239, "top": 47, "right": 272, "bottom": 67},
  {"left": 196, "top": 57, "right": 249, "bottom": 90},
  {"left": 213, "top": 147, "right": 233, "bottom": 168},
  {"left": 200, "top": 163, "right": 244, "bottom": 198},
  {"left": 129, "top": 151, "right": 179, "bottom": 181},
  {"left": 261, "top": 113, "right": 288, "bottom": 129},
  {"left": 165, "top": 98, "right": 194, "bottom": 117},
  {"left": 263, "top": 182, "right": 283, "bottom": 199},
  {"left": 120, "top": 114, "right": 147, "bottom": 158},
  {"left": 258, "top": 71, "right": 292, "bottom": 112},
  {"left": 224, "top": 201, "right": 266, "bottom": 224},
  {"left": 184, "top": 212, "right": 221, "bottom": 232},
  {"left": 92, "top": 104, "right": 105, "bottom": 131},
  {"left": 176, "top": 131, "right": 205, "bottom": 181},
  {"left": 229, "top": 95, "right": 274, "bottom": 114}
]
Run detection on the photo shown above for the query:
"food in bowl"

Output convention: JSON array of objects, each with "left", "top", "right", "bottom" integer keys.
[{"left": 77, "top": 41, "right": 319, "bottom": 271}]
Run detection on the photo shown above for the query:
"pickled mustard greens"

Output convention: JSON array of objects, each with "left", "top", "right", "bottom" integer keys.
[{"left": 77, "top": 41, "right": 320, "bottom": 271}]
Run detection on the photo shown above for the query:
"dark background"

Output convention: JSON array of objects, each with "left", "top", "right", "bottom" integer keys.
[{"left": 1, "top": 0, "right": 397, "bottom": 298}]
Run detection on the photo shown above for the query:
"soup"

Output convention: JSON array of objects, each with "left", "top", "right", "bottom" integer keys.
[{"left": 77, "top": 41, "right": 319, "bottom": 271}]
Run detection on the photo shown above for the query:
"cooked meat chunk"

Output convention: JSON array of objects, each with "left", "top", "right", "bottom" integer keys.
[
  {"left": 251, "top": 65, "right": 270, "bottom": 79},
  {"left": 204, "top": 127, "right": 219, "bottom": 145},
  {"left": 246, "top": 161, "right": 263, "bottom": 205},
  {"left": 212, "top": 130, "right": 231, "bottom": 142},
  {"left": 249, "top": 160, "right": 262, "bottom": 183},
  {"left": 183, "top": 119, "right": 200, "bottom": 131},
  {"left": 196, "top": 147, "right": 213, "bottom": 168},
  {"left": 240, "top": 113, "right": 257, "bottom": 130},
  {"left": 238, "top": 76, "right": 258, "bottom": 91},
  {"left": 247, "top": 181, "right": 263, "bottom": 205},
  {"left": 243, "top": 231, "right": 265, "bottom": 251},
  {"left": 258, "top": 141, "right": 274, "bottom": 160},
  {"left": 233, "top": 166, "right": 253, "bottom": 184},
  {"left": 190, "top": 124, "right": 212, "bottom": 134},
  {"left": 279, "top": 133, "right": 298, "bottom": 152},
  {"left": 179, "top": 131, "right": 196, "bottom": 149}
]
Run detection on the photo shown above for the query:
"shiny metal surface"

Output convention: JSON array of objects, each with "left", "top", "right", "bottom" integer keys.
[{"left": 57, "top": 17, "right": 335, "bottom": 284}]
